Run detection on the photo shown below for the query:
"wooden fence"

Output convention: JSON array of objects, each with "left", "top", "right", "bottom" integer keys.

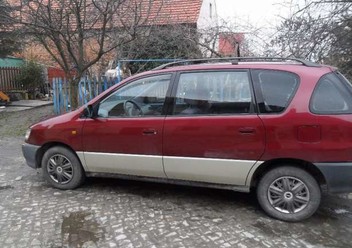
[{"left": 0, "top": 67, "right": 21, "bottom": 91}]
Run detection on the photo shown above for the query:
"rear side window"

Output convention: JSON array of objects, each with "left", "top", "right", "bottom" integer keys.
[
  {"left": 252, "top": 70, "right": 299, "bottom": 113},
  {"left": 310, "top": 72, "right": 352, "bottom": 114}
]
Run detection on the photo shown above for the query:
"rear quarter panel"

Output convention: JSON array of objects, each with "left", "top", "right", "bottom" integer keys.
[{"left": 259, "top": 67, "right": 352, "bottom": 163}]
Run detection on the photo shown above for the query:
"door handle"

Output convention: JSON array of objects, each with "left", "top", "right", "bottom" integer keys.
[
  {"left": 142, "top": 129, "right": 157, "bottom": 135},
  {"left": 239, "top": 127, "right": 255, "bottom": 134}
]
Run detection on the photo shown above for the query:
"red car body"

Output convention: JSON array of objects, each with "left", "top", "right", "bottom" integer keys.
[{"left": 22, "top": 59, "right": 352, "bottom": 221}]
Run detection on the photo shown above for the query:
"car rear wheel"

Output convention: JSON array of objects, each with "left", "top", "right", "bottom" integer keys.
[
  {"left": 257, "top": 166, "right": 321, "bottom": 222},
  {"left": 41, "top": 146, "right": 85, "bottom": 190}
]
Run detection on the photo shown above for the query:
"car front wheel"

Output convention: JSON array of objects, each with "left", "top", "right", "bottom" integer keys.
[
  {"left": 41, "top": 146, "right": 85, "bottom": 190},
  {"left": 257, "top": 166, "right": 321, "bottom": 222}
]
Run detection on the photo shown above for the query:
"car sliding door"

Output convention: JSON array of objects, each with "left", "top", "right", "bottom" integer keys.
[{"left": 163, "top": 70, "right": 265, "bottom": 186}]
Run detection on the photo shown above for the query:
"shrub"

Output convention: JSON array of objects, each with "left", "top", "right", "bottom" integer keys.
[{"left": 16, "top": 60, "right": 45, "bottom": 91}]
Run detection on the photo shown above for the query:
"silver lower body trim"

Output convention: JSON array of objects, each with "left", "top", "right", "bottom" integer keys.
[
  {"left": 76, "top": 151, "right": 263, "bottom": 189},
  {"left": 79, "top": 152, "right": 166, "bottom": 178},
  {"left": 163, "top": 156, "right": 261, "bottom": 186}
]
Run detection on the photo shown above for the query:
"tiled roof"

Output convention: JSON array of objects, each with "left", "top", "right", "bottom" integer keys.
[
  {"left": 109, "top": 0, "right": 203, "bottom": 27},
  {"left": 9, "top": 0, "right": 204, "bottom": 31},
  {"left": 140, "top": 0, "right": 203, "bottom": 25}
]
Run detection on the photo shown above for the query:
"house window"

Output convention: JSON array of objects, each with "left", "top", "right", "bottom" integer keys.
[
  {"left": 209, "top": 3, "right": 213, "bottom": 18},
  {"left": 210, "top": 3, "right": 213, "bottom": 19}
]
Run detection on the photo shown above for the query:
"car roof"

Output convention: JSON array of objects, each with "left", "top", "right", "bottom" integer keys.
[
  {"left": 135, "top": 62, "right": 334, "bottom": 78},
  {"left": 116, "top": 58, "right": 336, "bottom": 87}
]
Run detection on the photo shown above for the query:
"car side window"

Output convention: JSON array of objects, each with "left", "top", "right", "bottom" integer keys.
[
  {"left": 172, "top": 71, "right": 253, "bottom": 115},
  {"left": 310, "top": 72, "right": 352, "bottom": 114},
  {"left": 98, "top": 74, "right": 171, "bottom": 118},
  {"left": 252, "top": 70, "right": 299, "bottom": 113}
]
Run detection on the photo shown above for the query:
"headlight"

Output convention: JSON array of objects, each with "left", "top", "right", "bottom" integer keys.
[{"left": 25, "top": 128, "right": 31, "bottom": 141}]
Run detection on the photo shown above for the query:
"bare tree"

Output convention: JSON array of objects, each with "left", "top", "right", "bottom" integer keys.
[
  {"left": 116, "top": 23, "right": 202, "bottom": 73},
  {"left": 0, "top": 0, "right": 20, "bottom": 57},
  {"left": 115, "top": 19, "right": 260, "bottom": 74},
  {"left": 198, "top": 18, "right": 274, "bottom": 58},
  {"left": 11, "top": 0, "right": 160, "bottom": 108},
  {"left": 270, "top": 0, "right": 352, "bottom": 64}
]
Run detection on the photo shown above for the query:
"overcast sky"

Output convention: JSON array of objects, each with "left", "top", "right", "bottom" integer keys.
[
  {"left": 214, "top": 0, "right": 293, "bottom": 54},
  {"left": 216, "top": 0, "right": 290, "bottom": 30}
]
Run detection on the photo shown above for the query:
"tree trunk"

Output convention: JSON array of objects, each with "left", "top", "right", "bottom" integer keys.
[{"left": 68, "top": 77, "right": 80, "bottom": 110}]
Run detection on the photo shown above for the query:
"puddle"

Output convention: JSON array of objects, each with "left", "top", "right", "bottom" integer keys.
[
  {"left": 0, "top": 185, "right": 14, "bottom": 190},
  {"left": 61, "top": 211, "right": 104, "bottom": 247},
  {"left": 316, "top": 205, "right": 352, "bottom": 221},
  {"left": 252, "top": 221, "right": 277, "bottom": 236}
]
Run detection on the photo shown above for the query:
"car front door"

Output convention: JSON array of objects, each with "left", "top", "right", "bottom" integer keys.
[
  {"left": 163, "top": 70, "right": 265, "bottom": 186},
  {"left": 82, "top": 74, "right": 172, "bottom": 178}
]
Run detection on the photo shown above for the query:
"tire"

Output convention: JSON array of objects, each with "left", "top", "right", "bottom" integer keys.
[
  {"left": 41, "top": 146, "right": 85, "bottom": 190},
  {"left": 256, "top": 166, "right": 321, "bottom": 222}
]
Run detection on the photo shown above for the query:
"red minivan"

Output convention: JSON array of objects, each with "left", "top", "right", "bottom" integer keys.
[{"left": 22, "top": 58, "right": 352, "bottom": 222}]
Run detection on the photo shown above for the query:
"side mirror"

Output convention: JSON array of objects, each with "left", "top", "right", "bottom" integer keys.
[{"left": 84, "top": 104, "right": 96, "bottom": 118}]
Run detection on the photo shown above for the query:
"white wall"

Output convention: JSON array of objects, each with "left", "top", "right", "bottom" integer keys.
[
  {"left": 197, "top": 0, "right": 219, "bottom": 57},
  {"left": 197, "top": 0, "right": 218, "bottom": 29}
]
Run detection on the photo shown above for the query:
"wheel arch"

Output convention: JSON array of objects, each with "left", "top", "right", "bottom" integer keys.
[
  {"left": 249, "top": 158, "right": 327, "bottom": 191},
  {"left": 35, "top": 142, "right": 81, "bottom": 169}
]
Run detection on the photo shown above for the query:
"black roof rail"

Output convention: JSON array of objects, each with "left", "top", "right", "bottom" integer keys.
[{"left": 152, "top": 57, "right": 321, "bottom": 70}]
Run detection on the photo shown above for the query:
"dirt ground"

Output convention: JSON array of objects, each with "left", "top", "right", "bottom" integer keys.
[{"left": 0, "top": 105, "right": 54, "bottom": 138}]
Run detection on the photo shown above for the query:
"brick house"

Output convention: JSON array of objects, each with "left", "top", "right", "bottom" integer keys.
[
  {"left": 218, "top": 33, "right": 245, "bottom": 57},
  {"left": 8, "top": 0, "right": 219, "bottom": 78}
]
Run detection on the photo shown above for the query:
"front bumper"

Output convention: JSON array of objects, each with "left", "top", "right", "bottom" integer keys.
[
  {"left": 315, "top": 162, "right": 352, "bottom": 193},
  {"left": 22, "top": 143, "right": 40, "bottom": 169}
]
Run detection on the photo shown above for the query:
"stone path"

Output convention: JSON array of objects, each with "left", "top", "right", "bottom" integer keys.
[{"left": 1, "top": 137, "right": 352, "bottom": 247}]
